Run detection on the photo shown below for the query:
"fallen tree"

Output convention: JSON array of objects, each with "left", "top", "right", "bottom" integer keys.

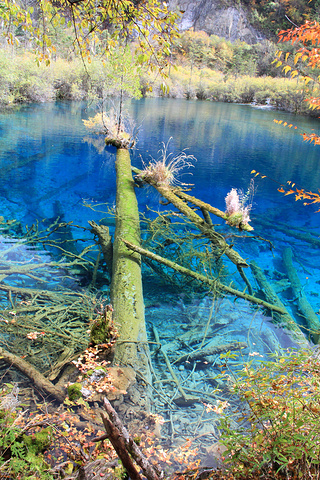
[{"left": 110, "top": 148, "right": 151, "bottom": 385}]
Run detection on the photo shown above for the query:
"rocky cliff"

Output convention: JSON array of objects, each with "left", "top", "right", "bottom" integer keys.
[{"left": 170, "top": 0, "right": 264, "bottom": 44}]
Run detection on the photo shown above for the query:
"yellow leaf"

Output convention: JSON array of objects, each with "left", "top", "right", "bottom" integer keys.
[{"left": 294, "top": 52, "right": 302, "bottom": 64}]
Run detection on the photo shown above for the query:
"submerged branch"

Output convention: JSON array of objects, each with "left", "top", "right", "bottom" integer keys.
[
  {"left": 122, "top": 239, "right": 287, "bottom": 314},
  {"left": 132, "top": 166, "right": 249, "bottom": 268},
  {"left": 282, "top": 247, "right": 320, "bottom": 344}
]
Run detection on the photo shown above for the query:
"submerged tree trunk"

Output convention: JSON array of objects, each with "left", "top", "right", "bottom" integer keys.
[{"left": 111, "top": 149, "right": 151, "bottom": 385}]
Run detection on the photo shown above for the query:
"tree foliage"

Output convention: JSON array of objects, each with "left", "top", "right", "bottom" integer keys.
[
  {"left": 265, "top": 20, "right": 320, "bottom": 208},
  {"left": 0, "top": 0, "right": 179, "bottom": 71},
  {"left": 242, "top": 0, "right": 319, "bottom": 37}
]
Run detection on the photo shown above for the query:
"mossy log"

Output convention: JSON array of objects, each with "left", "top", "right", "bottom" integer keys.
[
  {"left": 282, "top": 247, "right": 320, "bottom": 344},
  {"left": 173, "top": 189, "right": 254, "bottom": 232},
  {"left": 131, "top": 167, "right": 248, "bottom": 269},
  {"left": 111, "top": 149, "right": 150, "bottom": 380},
  {"left": 250, "top": 261, "right": 309, "bottom": 347},
  {"left": 122, "top": 239, "right": 287, "bottom": 314}
]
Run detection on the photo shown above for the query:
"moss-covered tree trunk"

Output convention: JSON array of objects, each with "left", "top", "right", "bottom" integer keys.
[{"left": 111, "top": 149, "right": 150, "bottom": 381}]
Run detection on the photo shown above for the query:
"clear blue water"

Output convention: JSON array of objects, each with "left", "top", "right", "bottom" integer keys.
[
  {"left": 1, "top": 98, "right": 320, "bottom": 321},
  {"left": 1, "top": 98, "right": 320, "bottom": 457}
]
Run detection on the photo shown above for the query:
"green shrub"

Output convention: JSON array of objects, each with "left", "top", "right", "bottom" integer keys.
[
  {"left": 219, "top": 348, "right": 320, "bottom": 480},
  {"left": 0, "top": 384, "right": 54, "bottom": 480}
]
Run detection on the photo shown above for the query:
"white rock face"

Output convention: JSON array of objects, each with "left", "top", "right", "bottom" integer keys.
[{"left": 170, "top": 0, "right": 264, "bottom": 44}]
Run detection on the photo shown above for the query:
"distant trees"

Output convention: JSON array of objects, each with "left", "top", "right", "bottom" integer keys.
[{"left": 172, "top": 30, "right": 279, "bottom": 77}]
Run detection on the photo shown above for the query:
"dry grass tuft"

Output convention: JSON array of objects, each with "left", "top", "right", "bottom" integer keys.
[{"left": 137, "top": 139, "right": 195, "bottom": 187}]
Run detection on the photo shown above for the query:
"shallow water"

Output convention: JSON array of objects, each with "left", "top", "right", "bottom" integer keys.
[{"left": 0, "top": 98, "right": 320, "bottom": 459}]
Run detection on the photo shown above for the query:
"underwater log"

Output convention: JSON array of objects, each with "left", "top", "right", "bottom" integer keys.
[
  {"left": 250, "top": 261, "right": 310, "bottom": 347},
  {"left": 122, "top": 239, "right": 287, "bottom": 314},
  {"left": 152, "top": 326, "right": 198, "bottom": 406},
  {"left": 174, "top": 341, "right": 247, "bottom": 363},
  {"left": 256, "top": 217, "right": 320, "bottom": 248},
  {"left": 111, "top": 149, "right": 151, "bottom": 384},
  {"left": 282, "top": 247, "right": 320, "bottom": 344}
]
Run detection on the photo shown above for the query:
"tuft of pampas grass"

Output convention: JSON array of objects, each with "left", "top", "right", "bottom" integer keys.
[
  {"left": 225, "top": 180, "right": 255, "bottom": 228},
  {"left": 137, "top": 139, "right": 195, "bottom": 187}
]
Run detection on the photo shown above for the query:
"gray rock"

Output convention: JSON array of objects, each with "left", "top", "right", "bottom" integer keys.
[{"left": 169, "top": 0, "right": 264, "bottom": 44}]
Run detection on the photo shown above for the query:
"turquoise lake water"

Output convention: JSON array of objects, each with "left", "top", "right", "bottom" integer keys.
[{"left": 0, "top": 99, "right": 320, "bottom": 452}]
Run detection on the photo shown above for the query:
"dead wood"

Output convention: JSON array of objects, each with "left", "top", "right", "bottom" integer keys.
[
  {"left": 122, "top": 239, "right": 287, "bottom": 314},
  {"left": 102, "top": 398, "right": 163, "bottom": 480},
  {"left": 282, "top": 247, "right": 320, "bottom": 344},
  {"left": 250, "top": 261, "right": 309, "bottom": 347},
  {"left": 111, "top": 148, "right": 151, "bottom": 406},
  {"left": 152, "top": 326, "right": 198, "bottom": 406},
  {"left": 0, "top": 347, "right": 65, "bottom": 403},
  {"left": 173, "top": 188, "right": 253, "bottom": 232},
  {"left": 101, "top": 413, "right": 143, "bottom": 480},
  {"left": 173, "top": 341, "right": 247, "bottom": 364},
  {"left": 256, "top": 217, "right": 320, "bottom": 248},
  {"left": 89, "top": 221, "right": 113, "bottom": 278},
  {"left": 131, "top": 167, "right": 249, "bottom": 268}
]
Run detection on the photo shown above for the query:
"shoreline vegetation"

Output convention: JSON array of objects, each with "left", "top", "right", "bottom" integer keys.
[{"left": 0, "top": 37, "right": 317, "bottom": 117}]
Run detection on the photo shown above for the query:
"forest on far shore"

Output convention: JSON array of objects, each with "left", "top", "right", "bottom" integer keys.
[{"left": 0, "top": 26, "right": 318, "bottom": 116}]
